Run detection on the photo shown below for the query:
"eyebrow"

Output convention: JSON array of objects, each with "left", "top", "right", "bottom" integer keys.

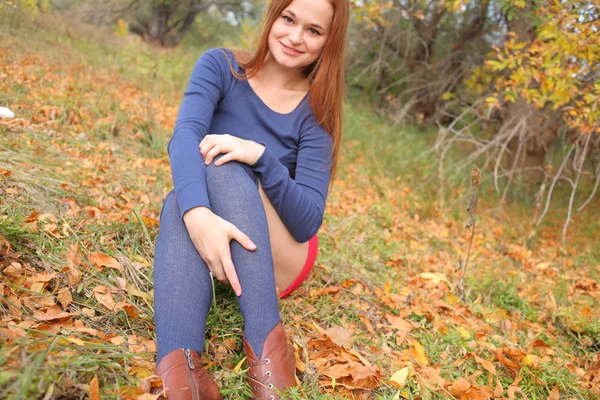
[{"left": 284, "top": 10, "right": 326, "bottom": 30}]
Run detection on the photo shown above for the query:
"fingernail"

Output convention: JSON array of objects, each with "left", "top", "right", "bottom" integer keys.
[{"left": 236, "top": 290, "right": 242, "bottom": 296}]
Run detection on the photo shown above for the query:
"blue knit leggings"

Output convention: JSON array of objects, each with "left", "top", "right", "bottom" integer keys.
[{"left": 153, "top": 156, "right": 280, "bottom": 362}]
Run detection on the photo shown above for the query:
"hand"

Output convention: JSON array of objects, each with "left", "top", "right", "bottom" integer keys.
[
  {"left": 200, "top": 134, "right": 265, "bottom": 166},
  {"left": 183, "top": 206, "right": 257, "bottom": 296}
]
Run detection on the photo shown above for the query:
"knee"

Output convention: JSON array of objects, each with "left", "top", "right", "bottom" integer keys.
[
  {"left": 206, "top": 155, "right": 257, "bottom": 186},
  {"left": 159, "top": 190, "right": 179, "bottom": 221}
]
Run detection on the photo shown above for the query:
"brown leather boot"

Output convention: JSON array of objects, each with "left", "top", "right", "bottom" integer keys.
[
  {"left": 243, "top": 322, "right": 297, "bottom": 400},
  {"left": 151, "top": 348, "right": 223, "bottom": 400}
]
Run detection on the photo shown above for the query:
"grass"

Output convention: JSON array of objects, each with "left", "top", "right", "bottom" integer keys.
[{"left": 1, "top": 6, "right": 599, "bottom": 400}]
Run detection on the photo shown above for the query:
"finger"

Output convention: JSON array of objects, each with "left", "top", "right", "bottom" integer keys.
[
  {"left": 211, "top": 262, "right": 228, "bottom": 284},
  {"left": 199, "top": 136, "right": 213, "bottom": 153},
  {"left": 200, "top": 134, "right": 214, "bottom": 147},
  {"left": 221, "top": 256, "right": 242, "bottom": 296},
  {"left": 230, "top": 227, "right": 257, "bottom": 251},
  {"left": 199, "top": 142, "right": 213, "bottom": 160},
  {"left": 205, "top": 144, "right": 221, "bottom": 165},
  {"left": 214, "top": 152, "right": 234, "bottom": 166}
]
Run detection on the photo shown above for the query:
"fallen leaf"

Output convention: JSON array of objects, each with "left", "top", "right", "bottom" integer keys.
[
  {"left": 89, "top": 375, "right": 100, "bottom": 400},
  {"left": 449, "top": 378, "right": 471, "bottom": 396},
  {"left": 407, "top": 338, "right": 429, "bottom": 366},
  {"left": 57, "top": 288, "right": 73, "bottom": 309},
  {"left": 385, "top": 314, "right": 414, "bottom": 332},
  {"left": 92, "top": 285, "right": 126, "bottom": 311},
  {"left": 419, "top": 272, "right": 453, "bottom": 288},
  {"left": 389, "top": 367, "right": 409, "bottom": 388},
  {"left": 90, "top": 252, "right": 122, "bottom": 272},
  {"left": 3, "top": 262, "right": 22, "bottom": 278},
  {"left": 325, "top": 325, "right": 354, "bottom": 349},
  {"left": 474, "top": 354, "right": 497, "bottom": 376},
  {"left": 33, "top": 305, "right": 73, "bottom": 322}
]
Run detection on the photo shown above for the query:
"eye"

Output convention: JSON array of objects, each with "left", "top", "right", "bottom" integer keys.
[
  {"left": 282, "top": 15, "right": 293, "bottom": 23},
  {"left": 309, "top": 28, "right": 321, "bottom": 35}
]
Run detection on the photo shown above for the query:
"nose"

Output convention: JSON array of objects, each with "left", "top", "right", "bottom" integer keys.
[{"left": 288, "top": 27, "right": 303, "bottom": 45}]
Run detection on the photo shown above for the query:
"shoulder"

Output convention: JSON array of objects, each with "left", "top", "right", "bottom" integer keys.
[
  {"left": 298, "top": 105, "right": 331, "bottom": 139},
  {"left": 194, "top": 48, "right": 236, "bottom": 72},
  {"left": 300, "top": 113, "right": 333, "bottom": 147}
]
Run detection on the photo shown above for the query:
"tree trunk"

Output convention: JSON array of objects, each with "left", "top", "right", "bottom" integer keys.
[
  {"left": 501, "top": 0, "right": 560, "bottom": 184},
  {"left": 128, "top": 0, "right": 206, "bottom": 47}
]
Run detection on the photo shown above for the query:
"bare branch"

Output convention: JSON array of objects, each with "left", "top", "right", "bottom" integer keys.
[{"left": 562, "top": 132, "right": 593, "bottom": 244}]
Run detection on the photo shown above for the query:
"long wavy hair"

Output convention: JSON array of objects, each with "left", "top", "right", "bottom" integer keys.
[{"left": 226, "top": 0, "right": 349, "bottom": 189}]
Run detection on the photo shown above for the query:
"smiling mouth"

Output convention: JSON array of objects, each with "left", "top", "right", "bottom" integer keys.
[{"left": 280, "top": 42, "right": 304, "bottom": 54}]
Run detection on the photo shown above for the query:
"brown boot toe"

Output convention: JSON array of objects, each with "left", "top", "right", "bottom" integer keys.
[{"left": 244, "top": 322, "right": 297, "bottom": 400}]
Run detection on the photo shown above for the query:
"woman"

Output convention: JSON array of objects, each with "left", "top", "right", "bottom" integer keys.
[{"left": 152, "top": 0, "right": 349, "bottom": 397}]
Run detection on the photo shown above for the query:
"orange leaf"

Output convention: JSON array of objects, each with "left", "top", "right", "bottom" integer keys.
[
  {"left": 385, "top": 314, "right": 414, "bottom": 332},
  {"left": 346, "top": 363, "right": 381, "bottom": 389},
  {"left": 92, "top": 285, "right": 126, "bottom": 311},
  {"left": 449, "top": 378, "right": 472, "bottom": 396},
  {"left": 32, "top": 305, "right": 73, "bottom": 322},
  {"left": 57, "top": 288, "right": 73, "bottom": 309},
  {"left": 324, "top": 325, "right": 354, "bottom": 349},
  {"left": 90, "top": 252, "right": 122, "bottom": 272},
  {"left": 474, "top": 354, "right": 497, "bottom": 376},
  {"left": 359, "top": 314, "right": 375, "bottom": 334},
  {"left": 89, "top": 375, "right": 100, "bottom": 400},
  {"left": 123, "top": 304, "right": 139, "bottom": 320},
  {"left": 547, "top": 384, "right": 559, "bottom": 400}
]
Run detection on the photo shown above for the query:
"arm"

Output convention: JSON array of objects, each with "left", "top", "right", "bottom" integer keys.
[
  {"left": 168, "top": 48, "right": 228, "bottom": 219},
  {"left": 252, "top": 125, "right": 333, "bottom": 243}
]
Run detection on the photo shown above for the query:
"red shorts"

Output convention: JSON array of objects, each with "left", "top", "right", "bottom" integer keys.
[{"left": 278, "top": 234, "right": 319, "bottom": 299}]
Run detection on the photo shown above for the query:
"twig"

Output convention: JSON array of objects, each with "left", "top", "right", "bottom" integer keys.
[
  {"left": 562, "top": 132, "right": 593, "bottom": 245},
  {"left": 456, "top": 165, "right": 481, "bottom": 301}
]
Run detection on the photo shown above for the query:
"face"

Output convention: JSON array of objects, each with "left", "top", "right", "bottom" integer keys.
[{"left": 267, "top": 0, "right": 334, "bottom": 71}]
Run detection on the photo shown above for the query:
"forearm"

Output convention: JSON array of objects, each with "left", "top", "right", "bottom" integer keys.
[{"left": 252, "top": 144, "right": 328, "bottom": 243}]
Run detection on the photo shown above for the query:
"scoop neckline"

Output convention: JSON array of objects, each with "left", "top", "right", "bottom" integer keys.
[
  {"left": 222, "top": 48, "right": 310, "bottom": 115},
  {"left": 244, "top": 79, "right": 309, "bottom": 116}
]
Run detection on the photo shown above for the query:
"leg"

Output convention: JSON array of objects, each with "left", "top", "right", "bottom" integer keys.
[
  {"left": 153, "top": 190, "right": 213, "bottom": 363},
  {"left": 205, "top": 156, "right": 280, "bottom": 358},
  {"left": 257, "top": 182, "right": 312, "bottom": 292}
]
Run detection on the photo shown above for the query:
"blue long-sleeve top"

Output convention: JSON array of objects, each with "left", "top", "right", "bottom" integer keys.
[{"left": 168, "top": 48, "right": 333, "bottom": 243}]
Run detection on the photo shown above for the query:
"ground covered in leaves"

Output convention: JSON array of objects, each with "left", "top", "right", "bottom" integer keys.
[{"left": 1, "top": 14, "right": 599, "bottom": 400}]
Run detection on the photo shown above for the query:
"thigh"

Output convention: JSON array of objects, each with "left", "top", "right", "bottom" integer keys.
[{"left": 257, "top": 182, "right": 309, "bottom": 291}]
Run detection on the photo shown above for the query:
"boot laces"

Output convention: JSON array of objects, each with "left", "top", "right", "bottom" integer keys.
[{"left": 249, "top": 358, "right": 275, "bottom": 393}]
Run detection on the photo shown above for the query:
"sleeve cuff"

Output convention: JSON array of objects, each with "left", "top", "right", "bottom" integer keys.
[
  {"left": 175, "top": 181, "right": 212, "bottom": 220},
  {"left": 252, "top": 142, "right": 289, "bottom": 183}
]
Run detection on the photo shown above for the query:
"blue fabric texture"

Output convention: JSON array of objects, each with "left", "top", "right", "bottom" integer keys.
[
  {"left": 168, "top": 48, "right": 333, "bottom": 243},
  {"left": 154, "top": 156, "right": 280, "bottom": 363}
]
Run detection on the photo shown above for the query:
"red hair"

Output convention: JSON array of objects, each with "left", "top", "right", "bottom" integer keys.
[{"left": 226, "top": 0, "right": 349, "bottom": 189}]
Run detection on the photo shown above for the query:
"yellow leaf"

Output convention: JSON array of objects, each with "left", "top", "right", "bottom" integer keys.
[
  {"left": 441, "top": 92, "right": 455, "bottom": 101},
  {"left": 126, "top": 282, "right": 153, "bottom": 300},
  {"left": 457, "top": 326, "right": 471, "bottom": 339},
  {"left": 66, "top": 337, "right": 86, "bottom": 346},
  {"left": 233, "top": 357, "right": 246, "bottom": 373},
  {"left": 419, "top": 272, "right": 452, "bottom": 288},
  {"left": 411, "top": 339, "right": 429, "bottom": 366},
  {"left": 389, "top": 367, "right": 409, "bottom": 388}
]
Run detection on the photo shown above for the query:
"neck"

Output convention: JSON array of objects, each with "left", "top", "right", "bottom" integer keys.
[{"left": 255, "top": 52, "right": 309, "bottom": 92}]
